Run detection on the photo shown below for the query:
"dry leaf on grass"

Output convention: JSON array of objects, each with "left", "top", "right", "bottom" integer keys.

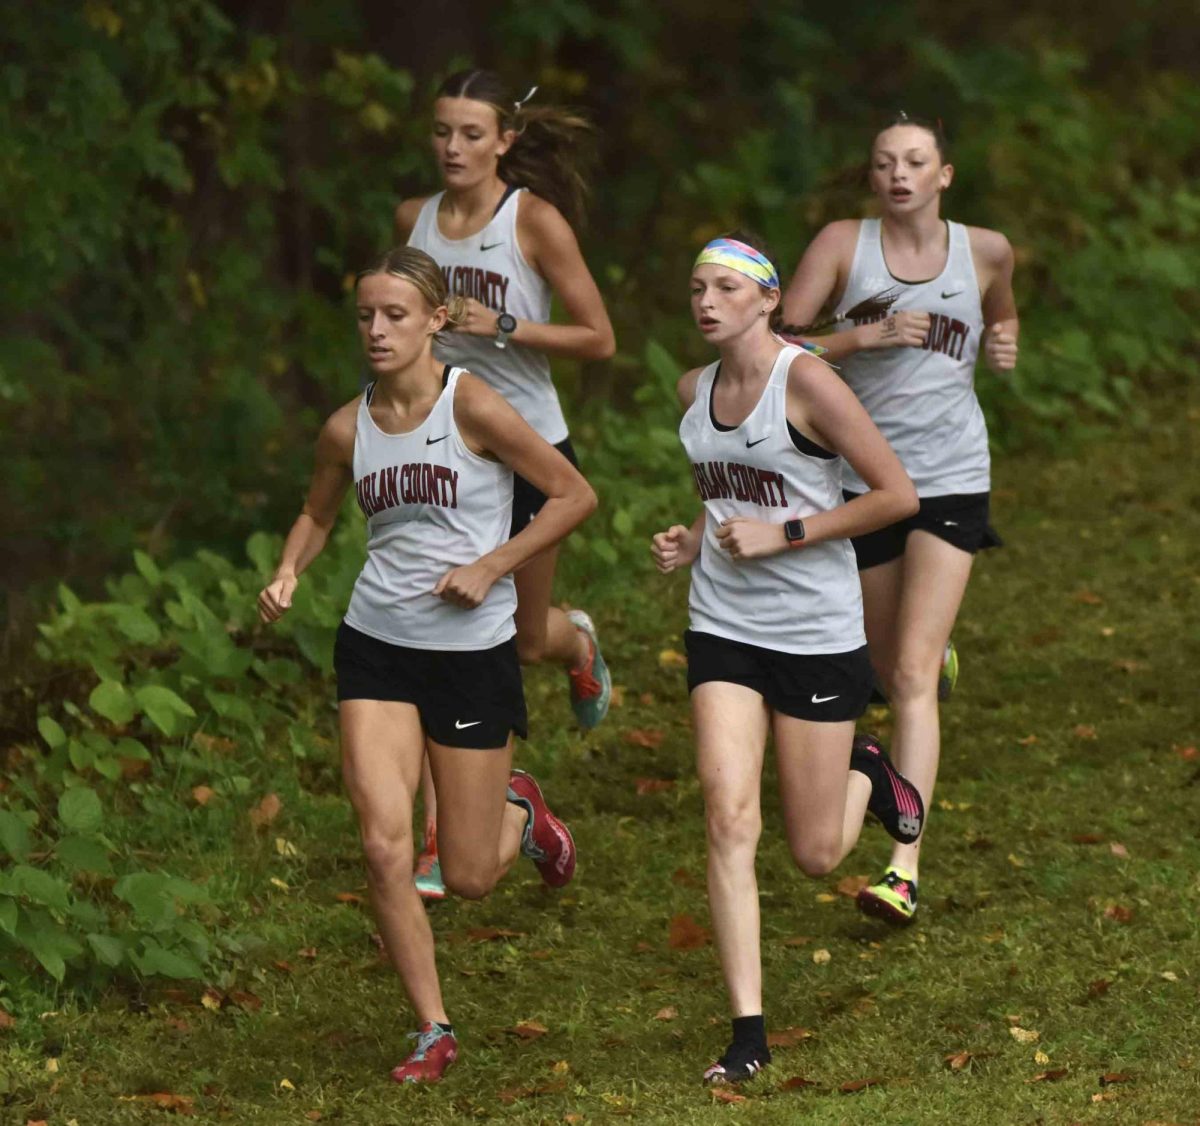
[
  {"left": 635, "top": 777, "right": 673, "bottom": 795},
  {"left": 767, "top": 1027, "right": 811, "bottom": 1048},
  {"left": 508, "top": 1020, "right": 548, "bottom": 1040},
  {"left": 658, "top": 649, "right": 687, "bottom": 668},
  {"left": 835, "top": 874, "right": 870, "bottom": 897},
  {"left": 229, "top": 991, "right": 261, "bottom": 1013},
  {"left": 668, "top": 914, "right": 711, "bottom": 950},
  {"left": 625, "top": 729, "right": 665, "bottom": 749},
  {"left": 200, "top": 988, "right": 224, "bottom": 1011},
  {"left": 780, "top": 1075, "right": 819, "bottom": 1090},
  {"left": 1072, "top": 833, "right": 1104, "bottom": 844},
  {"left": 466, "top": 926, "right": 526, "bottom": 942},
  {"left": 333, "top": 892, "right": 363, "bottom": 905},
  {"left": 190, "top": 785, "right": 215, "bottom": 806},
  {"left": 710, "top": 1088, "right": 746, "bottom": 1103},
  {"left": 653, "top": 1006, "right": 678, "bottom": 1021},
  {"left": 117, "top": 1092, "right": 196, "bottom": 1113},
  {"left": 1110, "top": 842, "right": 1130, "bottom": 858},
  {"left": 1009, "top": 1026, "right": 1040, "bottom": 1044},
  {"left": 1027, "top": 1068, "right": 1069, "bottom": 1083},
  {"left": 944, "top": 1051, "right": 973, "bottom": 1071},
  {"left": 297, "top": 947, "right": 317, "bottom": 960},
  {"left": 1072, "top": 589, "right": 1104, "bottom": 605},
  {"left": 1087, "top": 978, "right": 1112, "bottom": 998},
  {"left": 1099, "top": 1072, "right": 1133, "bottom": 1085},
  {"left": 1104, "top": 904, "right": 1134, "bottom": 924},
  {"left": 1174, "top": 744, "right": 1198, "bottom": 761},
  {"left": 840, "top": 1076, "right": 885, "bottom": 1093},
  {"left": 781, "top": 935, "right": 812, "bottom": 947},
  {"left": 0, "top": 1009, "right": 15, "bottom": 1030},
  {"left": 249, "top": 793, "right": 281, "bottom": 828},
  {"left": 1073, "top": 724, "right": 1098, "bottom": 740},
  {"left": 1016, "top": 734, "right": 1039, "bottom": 746},
  {"left": 812, "top": 948, "right": 831, "bottom": 965}
]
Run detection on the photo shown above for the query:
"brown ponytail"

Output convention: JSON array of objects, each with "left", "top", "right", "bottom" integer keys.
[{"left": 436, "top": 69, "right": 595, "bottom": 230}]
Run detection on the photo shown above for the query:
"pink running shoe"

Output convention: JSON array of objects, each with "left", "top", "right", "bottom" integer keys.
[
  {"left": 507, "top": 769, "right": 576, "bottom": 887},
  {"left": 390, "top": 1021, "right": 458, "bottom": 1084}
]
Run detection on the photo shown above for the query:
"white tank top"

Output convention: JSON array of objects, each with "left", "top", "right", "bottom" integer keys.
[
  {"left": 408, "top": 189, "right": 568, "bottom": 444},
  {"left": 834, "top": 219, "right": 988, "bottom": 496},
  {"left": 343, "top": 367, "right": 517, "bottom": 650},
  {"left": 680, "top": 346, "right": 865, "bottom": 655}
]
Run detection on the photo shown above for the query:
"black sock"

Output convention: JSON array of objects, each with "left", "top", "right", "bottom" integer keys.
[
  {"left": 731, "top": 1014, "right": 767, "bottom": 1051},
  {"left": 432, "top": 1020, "right": 454, "bottom": 1036}
]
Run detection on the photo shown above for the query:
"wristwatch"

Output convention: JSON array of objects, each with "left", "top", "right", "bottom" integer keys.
[
  {"left": 494, "top": 312, "right": 518, "bottom": 350},
  {"left": 784, "top": 518, "right": 806, "bottom": 549}
]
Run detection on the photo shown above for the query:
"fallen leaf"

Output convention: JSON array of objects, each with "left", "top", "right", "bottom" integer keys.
[
  {"left": 668, "top": 914, "right": 711, "bottom": 951},
  {"left": 200, "top": 988, "right": 224, "bottom": 1011},
  {"left": 334, "top": 892, "right": 363, "bottom": 905},
  {"left": 279, "top": 1078, "right": 295, "bottom": 1090},
  {"left": 710, "top": 1088, "right": 746, "bottom": 1103},
  {"left": 1112, "top": 659, "right": 1143, "bottom": 673},
  {"left": 467, "top": 926, "right": 525, "bottom": 942},
  {"left": 768, "top": 1027, "right": 811, "bottom": 1048},
  {"left": 835, "top": 874, "right": 870, "bottom": 897},
  {"left": 269, "top": 877, "right": 289, "bottom": 891},
  {"left": 1174, "top": 745, "right": 1198, "bottom": 761},
  {"left": 298, "top": 947, "right": 317, "bottom": 960},
  {"left": 165, "top": 1017, "right": 190, "bottom": 1033},
  {"left": 812, "top": 948, "right": 831, "bottom": 965},
  {"left": 1035, "top": 1050, "right": 1050, "bottom": 1065},
  {"left": 625, "top": 729, "right": 665, "bottom": 750},
  {"left": 509, "top": 1020, "right": 548, "bottom": 1040},
  {"left": 1100, "top": 1072, "right": 1133, "bottom": 1086},
  {"left": 781, "top": 935, "right": 812, "bottom": 947},
  {"left": 275, "top": 837, "right": 299, "bottom": 858},
  {"left": 305, "top": 1113, "right": 322, "bottom": 1122},
  {"left": 840, "top": 1076, "right": 884, "bottom": 1093},
  {"left": 658, "top": 648, "right": 687, "bottom": 668},
  {"left": 635, "top": 777, "right": 673, "bottom": 795},
  {"left": 0, "top": 1009, "right": 15, "bottom": 1030},
  {"left": 1110, "top": 842, "right": 1130, "bottom": 859},
  {"left": 1072, "top": 589, "right": 1103, "bottom": 605},
  {"left": 671, "top": 867, "right": 700, "bottom": 887},
  {"left": 249, "top": 792, "right": 282, "bottom": 828},
  {"left": 1072, "top": 833, "right": 1104, "bottom": 845},
  {"left": 653, "top": 1006, "right": 678, "bottom": 1021},
  {"left": 632, "top": 941, "right": 655, "bottom": 954},
  {"left": 1161, "top": 971, "right": 1179, "bottom": 982},
  {"left": 564, "top": 1115, "right": 584, "bottom": 1124},
  {"left": 609, "top": 685, "right": 625, "bottom": 708},
  {"left": 1073, "top": 724, "right": 1098, "bottom": 740},
  {"left": 1091, "top": 1091, "right": 1117, "bottom": 1103},
  {"left": 1088, "top": 978, "right": 1112, "bottom": 998},
  {"left": 551, "top": 1060, "right": 570, "bottom": 1074},
  {"left": 191, "top": 785, "right": 216, "bottom": 806},
  {"left": 815, "top": 892, "right": 838, "bottom": 904},
  {"left": 1017, "top": 734, "right": 1039, "bottom": 746},
  {"left": 944, "top": 1051, "right": 973, "bottom": 1071},
  {"left": 1027, "top": 1068, "right": 1069, "bottom": 1083},
  {"left": 1009, "top": 1027, "right": 1040, "bottom": 1044},
  {"left": 118, "top": 1092, "right": 196, "bottom": 1112},
  {"left": 1100, "top": 626, "right": 1115, "bottom": 637},
  {"left": 46, "top": 1057, "right": 59, "bottom": 1072},
  {"left": 1007, "top": 853, "right": 1025, "bottom": 868},
  {"left": 780, "top": 1075, "right": 819, "bottom": 1090},
  {"left": 229, "top": 991, "right": 262, "bottom": 1013},
  {"left": 273, "top": 960, "right": 294, "bottom": 974},
  {"left": 1104, "top": 904, "right": 1134, "bottom": 924}
]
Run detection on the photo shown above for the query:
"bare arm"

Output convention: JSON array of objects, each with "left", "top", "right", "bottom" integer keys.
[
  {"left": 716, "top": 354, "right": 917, "bottom": 560},
  {"left": 972, "top": 227, "right": 1020, "bottom": 373},
  {"left": 432, "top": 376, "right": 597, "bottom": 607},
  {"left": 650, "top": 367, "right": 706, "bottom": 572},
  {"left": 258, "top": 404, "right": 356, "bottom": 622},
  {"left": 778, "top": 219, "right": 929, "bottom": 360},
  {"left": 393, "top": 196, "right": 428, "bottom": 244}
]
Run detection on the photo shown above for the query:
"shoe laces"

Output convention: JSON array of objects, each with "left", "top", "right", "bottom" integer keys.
[{"left": 407, "top": 1024, "right": 448, "bottom": 1062}]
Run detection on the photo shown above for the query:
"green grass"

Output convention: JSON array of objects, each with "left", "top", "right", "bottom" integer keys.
[{"left": 3, "top": 391, "right": 1200, "bottom": 1125}]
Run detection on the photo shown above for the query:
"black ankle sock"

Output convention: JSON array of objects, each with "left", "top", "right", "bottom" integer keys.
[
  {"left": 432, "top": 1020, "right": 454, "bottom": 1036},
  {"left": 731, "top": 1014, "right": 766, "bottom": 1050}
]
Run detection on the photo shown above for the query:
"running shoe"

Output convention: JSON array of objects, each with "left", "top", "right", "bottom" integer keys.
[
  {"left": 702, "top": 1040, "right": 772, "bottom": 1085},
  {"left": 850, "top": 732, "right": 925, "bottom": 844},
  {"left": 938, "top": 640, "right": 959, "bottom": 702},
  {"left": 413, "top": 834, "right": 445, "bottom": 901},
  {"left": 390, "top": 1021, "right": 458, "bottom": 1084},
  {"left": 507, "top": 769, "right": 576, "bottom": 887},
  {"left": 565, "top": 609, "right": 611, "bottom": 730},
  {"left": 857, "top": 865, "right": 919, "bottom": 925}
]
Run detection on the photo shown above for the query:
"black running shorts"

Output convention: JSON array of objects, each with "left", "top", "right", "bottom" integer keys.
[
  {"left": 510, "top": 437, "right": 579, "bottom": 539},
  {"left": 843, "top": 490, "right": 1003, "bottom": 571},
  {"left": 684, "top": 630, "right": 873, "bottom": 722},
  {"left": 334, "top": 622, "right": 527, "bottom": 748}
]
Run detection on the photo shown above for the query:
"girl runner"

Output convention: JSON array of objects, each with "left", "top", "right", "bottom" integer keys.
[
  {"left": 653, "top": 234, "right": 924, "bottom": 1084},
  {"left": 396, "top": 70, "right": 616, "bottom": 896},
  {"left": 779, "top": 115, "right": 1020, "bottom": 924},
  {"left": 258, "top": 247, "right": 594, "bottom": 1083}
]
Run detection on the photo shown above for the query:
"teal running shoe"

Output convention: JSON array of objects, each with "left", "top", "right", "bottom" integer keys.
[
  {"left": 566, "top": 609, "right": 611, "bottom": 730},
  {"left": 413, "top": 836, "right": 445, "bottom": 901}
]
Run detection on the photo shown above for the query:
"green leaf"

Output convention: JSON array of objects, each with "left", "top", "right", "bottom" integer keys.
[
  {"left": 38, "top": 716, "right": 67, "bottom": 749},
  {"left": 89, "top": 680, "right": 136, "bottom": 725},
  {"left": 134, "top": 684, "right": 196, "bottom": 735},
  {"left": 133, "top": 550, "right": 162, "bottom": 585},
  {"left": 10, "top": 865, "right": 72, "bottom": 913},
  {"left": 15, "top": 912, "right": 83, "bottom": 982},
  {"left": 0, "top": 810, "right": 31, "bottom": 861},
  {"left": 0, "top": 898, "right": 17, "bottom": 936},
  {"left": 93, "top": 756, "right": 122, "bottom": 781},
  {"left": 55, "top": 835, "right": 113, "bottom": 875},
  {"left": 136, "top": 940, "right": 204, "bottom": 980},
  {"left": 68, "top": 738, "right": 95, "bottom": 772},
  {"left": 86, "top": 933, "right": 125, "bottom": 967},
  {"left": 612, "top": 508, "right": 635, "bottom": 537},
  {"left": 58, "top": 787, "right": 104, "bottom": 833},
  {"left": 111, "top": 604, "right": 161, "bottom": 645},
  {"left": 58, "top": 583, "right": 82, "bottom": 614}
]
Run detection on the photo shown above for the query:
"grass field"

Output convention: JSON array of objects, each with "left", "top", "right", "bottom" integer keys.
[{"left": 3, "top": 391, "right": 1199, "bottom": 1125}]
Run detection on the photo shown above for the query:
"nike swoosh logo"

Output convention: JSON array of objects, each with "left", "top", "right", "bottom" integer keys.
[
  {"left": 811, "top": 694, "right": 839, "bottom": 704},
  {"left": 455, "top": 719, "right": 482, "bottom": 729},
  {"left": 746, "top": 437, "right": 769, "bottom": 448},
  {"left": 425, "top": 435, "right": 449, "bottom": 445},
  {"left": 480, "top": 242, "right": 503, "bottom": 251},
  {"left": 941, "top": 289, "right": 964, "bottom": 299},
  {"left": 942, "top": 519, "right": 958, "bottom": 526}
]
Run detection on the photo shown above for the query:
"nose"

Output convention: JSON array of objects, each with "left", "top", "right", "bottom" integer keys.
[{"left": 369, "top": 311, "right": 387, "bottom": 338}]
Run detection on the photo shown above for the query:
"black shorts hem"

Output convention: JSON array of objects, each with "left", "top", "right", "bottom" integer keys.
[
  {"left": 684, "top": 630, "right": 872, "bottom": 722},
  {"left": 844, "top": 490, "right": 1002, "bottom": 571}
]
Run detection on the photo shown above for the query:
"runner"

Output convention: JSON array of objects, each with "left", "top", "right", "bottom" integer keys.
[
  {"left": 397, "top": 70, "right": 616, "bottom": 895},
  {"left": 779, "top": 114, "right": 1020, "bottom": 923},
  {"left": 653, "top": 233, "right": 924, "bottom": 1083},
  {"left": 258, "top": 247, "right": 595, "bottom": 1082}
]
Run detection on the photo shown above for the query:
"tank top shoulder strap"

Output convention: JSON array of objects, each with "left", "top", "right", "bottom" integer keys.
[
  {"left": 409, "top": 193, "right": 444, "bottom": 244},
  {"left": 848, "top": 218, "right": 882, "bottom": 283}
]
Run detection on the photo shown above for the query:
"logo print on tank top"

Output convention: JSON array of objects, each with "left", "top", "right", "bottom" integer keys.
[
  {"left": 691, "top": 461, "right": 789, "bottom": 507},
  {"left": 440, "top": 265, "right": 511, "bottom": 312},
  {"left": 356, "top": 463, "right": 460, "bottom": 517}
]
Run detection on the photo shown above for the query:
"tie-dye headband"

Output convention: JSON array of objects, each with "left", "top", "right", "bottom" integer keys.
[{"left": 693, "top": 238, "right": 780, "bottom": 291}]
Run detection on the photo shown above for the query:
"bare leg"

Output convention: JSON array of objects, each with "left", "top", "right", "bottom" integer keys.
[
  {"left": 865, "top": 531, "right": 974, "bottom": 880},
  {"left": 339, "top": 700, "right": 444, "bottom": 1023},
  {"left": 419, "top": 756, "right": 437, "bottom": 850},
  {"left": 513, "top": 545, "right": 589, "bottom": 670},
  {"left": 773, "top": 715, "right": 872, "bottom": 875},
  {"left": 694, "top": 682, "right": 770, "bottom": 1018}
]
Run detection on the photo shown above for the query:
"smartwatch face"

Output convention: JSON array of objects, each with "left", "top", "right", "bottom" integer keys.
[
  {"left": 497, "top": 313, "right": 517, "bottom": 333},
  {"left": 785, "top": 518, "right": 805, "bottom": 543}
]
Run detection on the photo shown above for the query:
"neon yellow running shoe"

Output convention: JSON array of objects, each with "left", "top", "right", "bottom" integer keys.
[
  {"left": 938, "top": 640, "right": 959, "bottom": 702},
  {"left": 856, "top": 865, "right": 918, "bottom": 925}
]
